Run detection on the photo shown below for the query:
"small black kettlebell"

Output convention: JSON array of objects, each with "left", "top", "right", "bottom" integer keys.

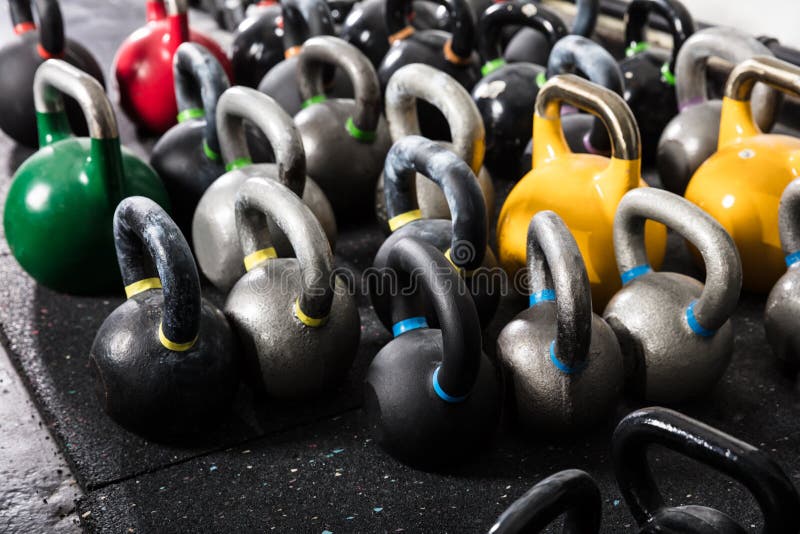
[
  {"left": 90, "top": 197, "right": 240, "bottom": 438},
  {"left": 613, "top": 407, "right": 800, "bottom": 533},
  {"left": 365, "top": 237, "right": 500, "bottom": 468},
  {"left": 489, "top": 469, "right": 602, "bottom": 533},
  {"left": 231, "top": 1, "right": 284, "bottom": 88}
]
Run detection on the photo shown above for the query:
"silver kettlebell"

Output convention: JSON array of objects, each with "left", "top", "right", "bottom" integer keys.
[
  {"left": 603, "top": 188, "right": 742, "bottom": 403},
  {"left": 375, "top": 63, "right": 495, "bottom": 230},
  {"left": 765, "top": 178, "right": 800, "bottom": 370},
  {"left": 192, "top": 86, "right": 336, "bottom": 293},
  {"left": 657, "top": 27, "right": 781, "bottom": 193},
  {"left": 497, "top": 211, "right": 623, "bottom": 433},
  {"left": 224, "top": 177, "right": 360, "bottom": 398}
]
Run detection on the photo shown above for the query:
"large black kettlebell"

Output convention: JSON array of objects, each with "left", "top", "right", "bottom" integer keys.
[
  {"left": 489, "top": 470, "right": 602, "bottom": 533},
  {"left": 231, "top": 1, "right": 284, "bottom": 88},
  {"left": 365, "top": 237, "right": 500, "bottom": 468},
  {"left": 472, "top": 2, "right": 567, "bottom": 180},
  {"left": 0, "top": 0, "right": 105, "bottom": 147},
  {"left": 619, "top": 0, "right": 696, "bottom": 163},
  {"left": 371, "top": 135, "right": 499, "bottom": 329},
  {"left": 613, "top": 407, "right": 800, "bottom": 533},
  {"left": 89, "top": 197, "right": 239, "bottom": 438}
]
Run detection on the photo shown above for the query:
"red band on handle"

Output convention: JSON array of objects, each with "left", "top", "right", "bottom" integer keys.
[
  {"left": 14, "top": 21, "right": 36, "bottom": 35},
  {"left": 37, "top": 43, "right": 64, "bottom": 59}
]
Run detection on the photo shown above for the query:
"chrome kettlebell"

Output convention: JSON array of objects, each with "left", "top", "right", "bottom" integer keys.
[
  {"left": 225, "top": 177, "right": 360, "bottom": 398},
  {"left": 489, "top": 470, "right": 602, "bottom": 534},
  {"left": 657, "top": 27, "right": 780, "bottom": 194},
  {"left": 371, "top": 136, "right": 500, "bottom": 329},
  {"left": 294, "top": 36, "right": 391, "bottom": 218},
  {"left": 377, "top": 63, "right": 495, "bottom": 227},
  {"left": 90, "top": 197, "right": 239, "bottom": 438},
  {"left": 365, "top": 237, "right": 500, "bottom": 468},
  {"left": 192, "top": 86, "right": 336, "bottom": 293},
  {"left": 497, "top": 211, "right": 623, "bottom": 433},
  {"left": 603, "top": 188, "right": 742, "bottom": 403},
  {"left": 614, "top": 406, "right": 800, "bottom": 533},
  {"left": 765, "top": 178, "right": 800, "bottom": 370}
]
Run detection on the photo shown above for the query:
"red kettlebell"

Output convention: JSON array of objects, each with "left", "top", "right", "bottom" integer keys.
[{"left": 114, "top": 0, "right": 233, "bottom": 134}]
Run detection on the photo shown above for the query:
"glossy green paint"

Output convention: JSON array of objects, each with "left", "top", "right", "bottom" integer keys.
[{"left": 3, "top": 111, "right": 170, "bottom": 294}]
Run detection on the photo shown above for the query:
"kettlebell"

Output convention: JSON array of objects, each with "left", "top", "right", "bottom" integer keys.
[
  {"left": 258, "top": 0, "right": 354, "bottom": 115},
  {"left": 90, "top": 197, "right": 239, "bottom": 438},
  {"left": 613, "top": 406, "right": 800, "bottom": 533},
  {"left": 472, "top": 2, "right": 567, "bottom": 180},
  {"left": 497, "top": 211, "right": 623, "bottom": 433},
  {"left": 497, "top": 74, "right": 667, "bottom": 310},
  {"left": 658, "top": 27, "right": 780, "bottom": 194},
  {"left": 364, "top": 237, "right": 500, "bottom": 468},
  {"left": 224, "top": 177, "right": 360, "bottom": 398},
  {"left": 294, "top": 36, "right": 391, "bottom": 217},
  {"left": 377, "top": 63, "right": 494, "bottom": 227},
  {"left": 192, "top": 86, "right": 336, "bottom": 293},
  {"left": 3, "top": 60, "right": 170, "bottom": 295},
  {"left": 685, "top": 56, "right": 800, "bottom": 294},
  {"left": 0, "top": 0, "right": 104, "bottom": 148},
  {"left": 231, "top": 0, "right": 283, "bottom": 88},
  {"left": 618, "top": 0, "right": 696, "bottom": 163},
  {"left": 603, "top": 188, "right": 742, "bottom": 403},
  {"left": 489, "top": 470, "right": 602, "bottom": 534},
  {"left": 765, "top": 178, "right": 800, "bottom": 371},
  {"left": 114, "top": 0, "right": 233, "bottom": 134},
  {"left": 371, "top": 136, "right": 499, "bottom": 329}
]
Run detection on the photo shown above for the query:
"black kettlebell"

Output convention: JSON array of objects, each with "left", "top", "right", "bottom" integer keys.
[
  {"left": 371, "top": 135, "right": 499, "bottom": 329},
  {"left": 0, "top": 0, "right": 105, "bottom": 147},
  {"left": 231, "top": 1, "right": 284, "bottom": 88},
  {"left": 89, "top": 197, "right": 240, "bottom": 438},
  {"left": 489, "top": 469, "right": 602, "bottom": 533},
  {"left": 364, "top": 237, "right": 500, "bottom": 468},
  {"left": 258, "top": 0, "right": 354, "bottom": 115},
  {"left": 619, "top": 0, "right": 695, "bottom": 163},
  {"left": 613, "top": 407, "right": 800, "bottom": 533},
  {"left": 472, "top": 2, "right": 567, "bottom": 180}
]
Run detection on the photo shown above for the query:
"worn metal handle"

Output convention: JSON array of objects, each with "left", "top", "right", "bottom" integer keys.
[
  {"left": 779, "top": 178, "right": 800, "bottom": 261},
  {"left": 623, "top": 0, "right": 696, "bottom": 73},
  {"left": 725, "top": 55, "right": 800, "bottom": 102},
  {"left": 570, "top": 0, "right": 599, "bottom": 38}
]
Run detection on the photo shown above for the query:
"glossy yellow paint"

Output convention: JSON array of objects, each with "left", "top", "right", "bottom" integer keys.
[{"left": 497, "top": 113, "right": 666, "bottom": 309}]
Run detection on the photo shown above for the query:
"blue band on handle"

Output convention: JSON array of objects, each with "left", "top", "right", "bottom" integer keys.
[
  {"left": 686, "top": 301, "right": 716, "bottom": 337},
  {"left": 549, "top": 340, "right": 587, "bottom": 375},
  {"left": 621, "top": 264, "right": 652, "bottom": 285},
  {"left": 529, "top": 289, "right": 556, "bottom": 308},
  {"left": 432, "top": 366, "right": 469, "bottom": 403},
  {"left": 392, "top": 316, "right": 428, "bottom": 337},
  {"left": 786, "top": 250, "right": 800, "bottom": 267}
]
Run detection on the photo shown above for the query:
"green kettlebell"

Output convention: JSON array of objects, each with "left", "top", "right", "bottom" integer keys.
[{"left": 3, "top": 59, "right": 170, "bottom": 294}]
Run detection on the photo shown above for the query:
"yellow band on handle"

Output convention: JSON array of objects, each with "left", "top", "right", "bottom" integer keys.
[
  {"left": 243, "top": 247, "right": 277, "bottom": 272},
  {"left": 388, "top": 209, "right": 423, "bottom": 232},
  {"left": 158, "top": 323, "right": 197, "bottom": 352},
  {"left": 124, "top": 277, "right": 162, "bottom": 299},
  {"left": 444, "top": 248, "right": 478, "bottom": 278},
  {"left": 294, "top": 298, "right": 328, "bottom": 328}
]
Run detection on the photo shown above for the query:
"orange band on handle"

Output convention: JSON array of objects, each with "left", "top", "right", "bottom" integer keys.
[
  {"left": 14, "top": 22, "right": 36, "bottom": 35},
  {"left": 284, "top": 45, "right": 302, "bottom": 59},
  {"left": 388, "top": 26, "right": 415, "bottom": 45},
  {"left": 37, "top": 44, "right": 64, "bottom": 60},
  {"left": 443, "top": 39, "right": 471, "bottom": 66}
]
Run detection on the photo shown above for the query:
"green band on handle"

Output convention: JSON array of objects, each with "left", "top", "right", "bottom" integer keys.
[
  {"left": 301, "top": 94, "right": 327, "bottom": 109},
  {"left": 481, "top": 58, "right": 507, "bottom": 77},
  {"left": 536, "top": 71, "right": 548, "bottom": 89},
  {"left": 345, "top": 116, "right": 376, "bottom": 142},
  {"left": 625, "top": 41, "right": 650, "bottom": 57},
  {"left": 36, "top": 111, "right": 72, "bottom": 147},
  {"left": 660, "top": 62, "right": 676, "bottom": 86},
  {"left": 177, "top": 108, "right": 205, "bottom": 123},
  {"left": 225, "top": 157, "right": 252, "bottom": 172},
  {"left": 203, "top": 141, "right": 220, "bottom": 161}
]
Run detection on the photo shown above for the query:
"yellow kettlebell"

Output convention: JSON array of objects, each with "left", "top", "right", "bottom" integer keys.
[
  {"left": 497, "top": 74, "right": 666, "bottom": 309},
  {"left": 685, "top": 56, "right": 800, "bottom": 294}
]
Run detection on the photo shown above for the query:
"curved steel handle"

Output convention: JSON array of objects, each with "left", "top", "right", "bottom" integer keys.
[
  {"left": 725, "top": 56, "right": 800, "bottom": 102},
  {"left": 623, "top": 0, "right": 696, "bottom": 73},
  {"left": 778, "top": 178, "right": 800, "bottom": 263},
  {"left": 571, "top": 0, "right": 599, "bottom": 38},
  {"left": 613, "top": 188, "right": 741, "bottom": 332}
]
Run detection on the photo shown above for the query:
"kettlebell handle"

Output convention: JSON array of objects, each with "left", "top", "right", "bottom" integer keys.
[
  {"left": 778, "top": 178, "right": 800, "bottom": 262},
  {"left": 623, "top": 0, "right": 696, "bottom": 75},
  {"left": 235, "top": 177, "right": 335, "bottom": 323},
  {"left": 384, "top": 0, "right": 475, "bottom": 60},
  {"left": 216, "top": 87, "right": 306, "bottom": 197},
  {"left": 279, "top": 0, "right": 336, "bottom": 56},
  {"left": 9, "top": 0, "right": 65, "bottom": 57},
  {"left": 145, "top": 0, "right": 167, "bottom": 22},
  {"left": 114, "top": 197, "right": 201, "bottom": 351},
  {"left": 387, "top": 238, "right": 481, "bottom": 400},
  {"left": 296, "top": 36, "right": 382, "bottom": 142},
  {"left": 383, "top": 136, "right": 487, "bottom": 272},
  {"left": 613, "top": 407, "right": 800, "bottom": 533},
  {"left": 613, "top": 188, "right": 741, "bottom": 333},
  {"left": 526, "top": 211, "right": 592, "bottom": 374},
  {"left": 164, "top": 0, "right": 190, "bottom": 47},
  {"left": 385, "top": 63, "right": 485, "bottom": 174},
  {"left": 173, "top": 43, "right": 230, "bottom": 159},
  {"left": 477, "top": 3, "right": 567, "bottom": 67},
  {"left": 488, "top": 470, "right": 602, "bottom": 533},
  {"left": 570, "top": 0, "right": 599, "bottom": 38}
]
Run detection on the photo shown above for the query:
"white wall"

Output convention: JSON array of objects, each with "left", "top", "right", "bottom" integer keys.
[{"left": 680, "top": 0, "right": 800, "bottom": 48}]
